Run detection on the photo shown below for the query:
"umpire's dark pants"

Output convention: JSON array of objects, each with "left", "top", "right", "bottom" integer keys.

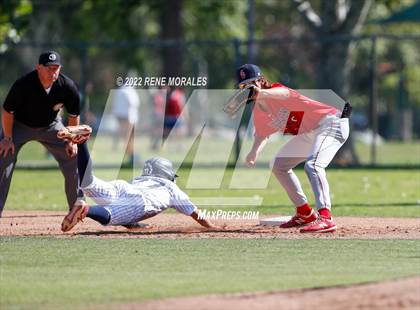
[{"left": 0, "top": 119, "right": 80, "bottom": 217}]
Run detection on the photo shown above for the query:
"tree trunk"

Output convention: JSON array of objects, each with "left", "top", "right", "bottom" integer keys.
[
  {"left": 291, "top": 0, "right": 373, "bottom": 165},
  {"left": 159, "top": 0, "right": 184, "bottom": 78},
  {"left": 317, "top": 39, "right": 359, "bottom": 165}
]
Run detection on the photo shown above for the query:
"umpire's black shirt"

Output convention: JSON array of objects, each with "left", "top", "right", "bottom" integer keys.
[{"left": 3, "top": 70, "right": 80, "bottom": 128}]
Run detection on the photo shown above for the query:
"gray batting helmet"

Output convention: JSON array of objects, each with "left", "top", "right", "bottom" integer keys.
[{"left": 142, "top": 157, "right": 178, "bottom": 181}]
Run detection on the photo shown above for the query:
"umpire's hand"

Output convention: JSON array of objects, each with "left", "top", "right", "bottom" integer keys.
[
  {"left": 0, "top": 137, "right": 15, "bottom": 158},
  {"left": 65, "top": 141, "right": 78, "bottom": 158}
]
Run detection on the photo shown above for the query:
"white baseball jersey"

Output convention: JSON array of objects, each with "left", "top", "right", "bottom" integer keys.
[{"left": 82, "top": 175, "right": 196, "bottom": 225}]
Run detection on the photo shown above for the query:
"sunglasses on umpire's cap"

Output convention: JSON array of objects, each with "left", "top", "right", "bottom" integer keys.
[
  {"left": 38, "top": 51, "right": 61, "bottom": 66},
  {"left": 237, "top": 64, "right": 262, "bottom": 88}
]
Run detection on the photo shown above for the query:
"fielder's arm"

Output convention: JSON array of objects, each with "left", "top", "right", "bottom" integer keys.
[
  {"left": 257, "top": 87, "right": 289, "bottom": 100},
  {"left": 251, "top": 86, "right": 289, "bottom": 114},
  {"left": 245, "top": 134, "right": 268, "bottom": 167}
]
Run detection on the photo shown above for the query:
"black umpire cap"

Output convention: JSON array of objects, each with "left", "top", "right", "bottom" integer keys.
[
  {"left": 38, "top": 51, "right": 61, "bottom": 66},
  {"left": 237, "top": 64, "right": 262, "bottom": 87}
]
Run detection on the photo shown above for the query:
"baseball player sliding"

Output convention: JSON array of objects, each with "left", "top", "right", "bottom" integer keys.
[
  {"left": 227, "top": 64, "right": 351, "bottom": 233},
  {"left": 57, "top": 126, "right": 219, "bottom": 232}
]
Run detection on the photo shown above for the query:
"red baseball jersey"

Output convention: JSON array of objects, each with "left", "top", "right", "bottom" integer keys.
[
  {"left": 252, "top": 83, "right": 338, "bottom": 138},
  {"left": 165, "top": 89, "right": 184, "bottom": 117}
]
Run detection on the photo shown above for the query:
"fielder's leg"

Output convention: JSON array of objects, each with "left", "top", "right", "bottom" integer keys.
[
  {"left": 301, "top": 116, "right": 349, "bottom": 233},
  {"left": 271, "top": 157, "right": 308, "bottom": 207},
  {"left": 271, "top": 134, "right": 318, "bottom": 228},
  {"left": 304, "top": 117, "right": 349, "bottom": 212}
]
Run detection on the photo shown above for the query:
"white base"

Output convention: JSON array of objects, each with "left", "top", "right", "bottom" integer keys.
[{"left": 259, "top": 216, "right": 292, "bottom": 226}]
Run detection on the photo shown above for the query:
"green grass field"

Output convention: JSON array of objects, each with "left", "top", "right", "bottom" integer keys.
[
  {"left": 5, "top": 168, "right": 420, "bottom": 217},
  {"left": 1, "top": 238, "right": 419, "bottom": 309},
  {"left": 1, "top": 139, "right": 419, "bottom": 309},
  {"left": 13, "top": 137, "right": 420, "bottom": 166}
]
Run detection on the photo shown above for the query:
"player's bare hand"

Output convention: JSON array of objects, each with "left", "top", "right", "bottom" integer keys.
[
  {"left": 65, "top": 142, "right": 78, "bottom": 158},
  {"left": 0, "top": 137, "right": 15, "bottom": 158},
  {"left": 245, "top": 151, "right": 257, "bottom": 167},
  {"left": 207, "top": 223, "right": 227, "bottom": 230}
]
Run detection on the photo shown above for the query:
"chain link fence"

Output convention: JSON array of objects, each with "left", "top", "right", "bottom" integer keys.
[{"left": 1, "top": 34, "right": 419, "bottom": 168}]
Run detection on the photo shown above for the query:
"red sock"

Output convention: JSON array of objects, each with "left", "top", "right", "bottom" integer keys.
[
  {"left": 318, "top": 208, "right": 331, "bottom": 219},
  {"left": 296, "top": 203, "right": 312, "bottom": 216}
]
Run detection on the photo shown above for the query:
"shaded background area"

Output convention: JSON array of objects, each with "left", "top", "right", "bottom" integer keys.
[{"left": 0, "top": 0, "right": 419, "bottom": 167}]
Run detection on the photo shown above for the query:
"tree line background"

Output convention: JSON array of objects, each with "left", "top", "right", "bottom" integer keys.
[{"left": 0, "top": 0, "right": 419, "bottom": 165}]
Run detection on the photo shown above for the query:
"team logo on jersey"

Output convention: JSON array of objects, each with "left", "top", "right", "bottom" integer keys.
[
  {"left": 240, "top": 69, "right": 246, "bottom": 80},
  {"left": 53, "top": 103, "right": 64, "bottom": 111},
  {"left": 49, "top": 54, "right": 57, "bottom": 61},
  {"left": 266, "top": 109, "right": 304, "bottom": 135},
  {"left": 284, "top": 111, "right": 304, "bottom": 135}
]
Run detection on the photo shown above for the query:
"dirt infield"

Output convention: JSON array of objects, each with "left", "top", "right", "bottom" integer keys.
[
  {"left": 121, "top": 277, "right": 420, "bottom": 310},
  {"left": 1, "top": 211, "right": 419, "bottom": 309},
  {"left": 1, "top": 211, "right": 419, "bottom": 239}
]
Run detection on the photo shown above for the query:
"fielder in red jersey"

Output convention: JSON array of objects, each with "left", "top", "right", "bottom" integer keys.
[{"left": 237, "top": 64, "right": 351, "bottom": 233}]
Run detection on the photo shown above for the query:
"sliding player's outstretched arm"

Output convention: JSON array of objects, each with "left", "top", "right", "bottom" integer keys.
[{"left": 190, "top": 210, "right": 220, "bottom": 229}]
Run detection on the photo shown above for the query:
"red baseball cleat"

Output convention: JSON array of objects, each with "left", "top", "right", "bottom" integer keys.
[
  {"left": 279, "top": 209, "right": 318, "bottom": 228},
  {"left": 61, "top": 200, "right": 89, "bottom": 232},
  {"left": 300, "top": 216, "right": 337, "bottom": 233}
]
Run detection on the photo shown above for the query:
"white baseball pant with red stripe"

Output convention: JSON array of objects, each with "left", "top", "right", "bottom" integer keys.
[{"left": 271, "top": 113, "right": 349, "bottom": 210}]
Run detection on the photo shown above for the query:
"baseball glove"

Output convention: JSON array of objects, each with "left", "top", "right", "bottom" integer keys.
[
  {"left": 223, "top": 84, "right": 255, "bottom": 119},
  {"left": 57, "top": 125, "right": 92, "bottom": 144}
]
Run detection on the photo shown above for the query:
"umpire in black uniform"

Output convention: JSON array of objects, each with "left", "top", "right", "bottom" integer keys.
[{"left": 0, "top": 51, "right": 81, "bottom": 217}]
